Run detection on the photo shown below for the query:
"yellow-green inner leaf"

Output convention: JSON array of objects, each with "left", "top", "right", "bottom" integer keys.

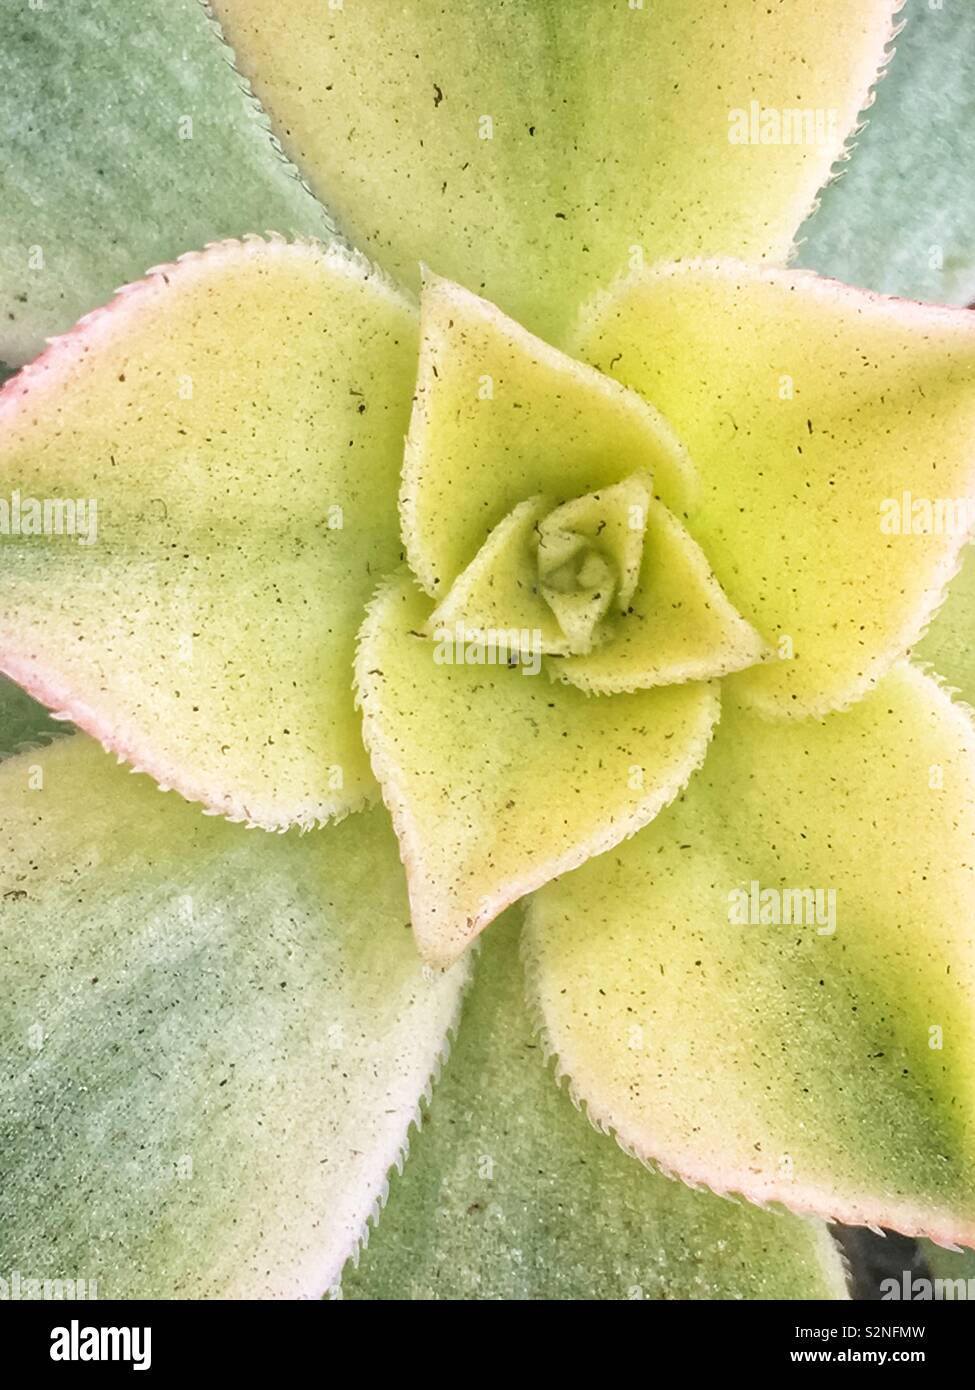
[
  {"left": 575, "top": 260, "right": 975, "bottom": 717},
  {"left": 356, "top": 570, "right": 719, "bottom": 967},
  {"left": 0, "top": 238, "right": 417, "bottom": 828}
]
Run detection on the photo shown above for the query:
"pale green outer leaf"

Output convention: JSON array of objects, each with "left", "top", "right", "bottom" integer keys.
[
  {"left": 574, "top": 259, "right": 975, "bottom": 718},
  {"left": 526, "top": 664, "right": 975, "bottom": 1244},
  {"left": 0, "top": 735, "right": 467, "bottom": 1299},
  {"left": 355, "top": 571, "right": 719, "bottom": 968},
  {"left": 796, "top": 0, "right": 975, "bottom": 309},
  {"left": 0, "top": 676, "right": 62, "bottom": 761},
  {"left": 0, "top": 0, "right": 333, "bottom": 366},
  {"left": 916, "top": 543, "right": 975, "bottom": 707},
  {"left": 0, "top": 238, "right": 417, "bottom": 830},
  {"left": 345, "top": 914, "right": 848, "bottom": 1300},
  {"left": 402, "top": 274, "right": 696, "bottom": 601},
  {"left": 919, "top": 1242, "right": 975, "bottom": 1298},
  {"left": 210, "top": 0, "right": 899, "bottom": 345}
]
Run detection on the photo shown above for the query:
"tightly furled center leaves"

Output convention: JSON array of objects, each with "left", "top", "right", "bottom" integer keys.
[
  {"left": 530, "top": 477, "right": 649, "bottom": 655},
  {"left": 538, "top": 507, "right": 622, "bottom": 651},
  {"left": 426, "top": 471, "right": 768, "bottom": 685}
]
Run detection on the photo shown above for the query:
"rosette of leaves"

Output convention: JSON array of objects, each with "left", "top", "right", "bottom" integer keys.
[{"left": 1, "top": 0, "right": 974, "bottom": 1300}]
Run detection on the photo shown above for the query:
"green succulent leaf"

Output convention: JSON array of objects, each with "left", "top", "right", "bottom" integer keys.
[
  {"left": 0, "top": 734, "right": 467, "bottom": 1298},
  {"left": 526, "top": 663, "right": 975, "bottom": 1244},
  {"left": 0, "top": 0, "right": 332, "bottom": 366},
  {"left": 919, "top": 1241, "right": 975, "bottom": 1298},
  {"left": 345, "top": 914, "right": 849, "bottom": 1301},
  {"left": 209, "top": 0, "right": 899, "bottom": 345},
  {"left": 916, "top": 543, "right": 975, "bottom": 707},
  {"left": 575, "top": 259, "right": 975, "bottom": 718},
  {"left": 355, "top": 571, "right": 719, "bottom": 968},
  {"left": 797, "top": 0, "right": 975, "bottom": 309},
  {"left": 0, "top": 674, "right": 63, "bottom": 761},
  {"left": 0, "top": 238, "right": 417, "bottom": 829}
]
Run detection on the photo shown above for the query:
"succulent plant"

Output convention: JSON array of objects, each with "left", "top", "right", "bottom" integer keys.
[{"left": 2, "top": 0, "right": 975, "bottom": 1301}]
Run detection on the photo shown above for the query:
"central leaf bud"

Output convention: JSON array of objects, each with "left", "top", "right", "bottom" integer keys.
[
  {"left": 533, "top": 475, "right": 650, "bottom": 655},
  {"left": 425, "top": 467, "right": 768, "bottom": 693},
  {"left": 537, "top": 535, "right": 615, "bottom": 659}
]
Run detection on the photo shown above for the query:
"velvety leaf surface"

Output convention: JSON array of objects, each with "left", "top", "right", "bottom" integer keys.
[
  {"left": 0, "top": 239, "right": 417, "bottom": 829},
  {"left": 0, "top": 0, "right": 333, "bottom": 366},
  {"left": 345, "top": 915, "right": 849, "bottom": 1300},
  {"left": 355, "top": 572, "right": 719, "bottom": 968},
  {"left": 526, "top": 664, "right": 975, "bottom": 1244},
  {"left": 796, "top": 0, "right": 975, "bottom": 309},
  {"left": 0, "top": 736, "right": 467, "bottom": 1298},
  {"left": 575, "top": 260, "right": 975, "bottom": 717},
  {"left": 403, "top": 274, "right": 695, "bottom": 601},
  {"left": 210, "top": 0, "right": 898, "bottom": 345}
]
